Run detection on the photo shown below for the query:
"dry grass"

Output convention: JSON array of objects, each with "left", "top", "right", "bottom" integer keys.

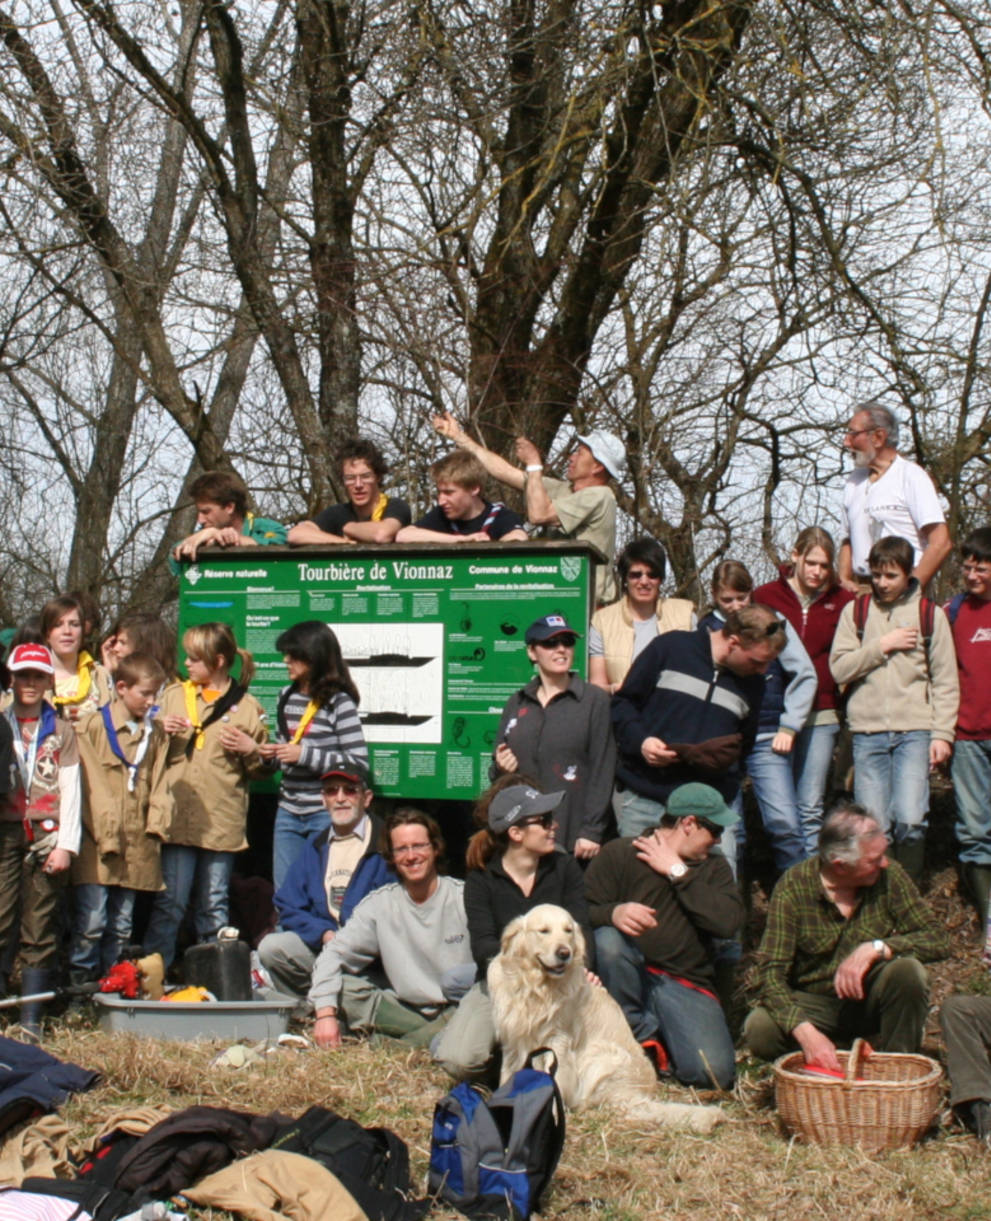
[{"left": 10, "top": 814, "right": 991, "bottom": 1220}]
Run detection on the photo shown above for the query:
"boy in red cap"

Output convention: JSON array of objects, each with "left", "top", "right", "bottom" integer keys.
[{"left": 1, "top": 643, "right": 82, "bottom": 1033}]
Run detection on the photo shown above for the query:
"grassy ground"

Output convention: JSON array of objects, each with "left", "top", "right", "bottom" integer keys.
[{"left": 9, "top": 787, "right": 991, "bottom": 1219}]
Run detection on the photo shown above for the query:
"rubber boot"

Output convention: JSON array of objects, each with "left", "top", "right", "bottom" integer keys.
[
  {"left": 19, "top": 967, "right": 53, "bottom": 1040},
  {"left": 964, "top": 864, "right": 991, "bottom": 935},
  {"left": 895, "top": 840, "right": 925, "bottom": 886}
]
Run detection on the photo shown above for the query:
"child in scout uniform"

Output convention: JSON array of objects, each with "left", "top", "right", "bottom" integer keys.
[
  {"left": 69, "top": 652, "right": 173, "bottom": 985},
  {"left": 0, "top": 643, "right": 82, "bottom": 1033},
  {"left": 142, "top": 623, "right": 269, "bottom": 969}
]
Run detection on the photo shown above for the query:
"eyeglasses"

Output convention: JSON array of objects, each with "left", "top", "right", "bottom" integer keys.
[
  {"left": 324, "top": 783, "right": 362, "bottom": 797},
  {"left": 392, "top": 842, "right": 433, "bottom": 857},
  {"left": 517, "top": 812, "right": 555, "bottom": 829},
  {"left": 627, "top": 569, "right": 661, "bottom": 582},
  {"left": 343, "top": 473, "right": 376, "bottom": 486},
  {"left": 534, "top": 636, "right": 577, "bottom": 649},
  {"left": 696, "top": 817, "right": 724, "bottom": 840},
  {"left": 843, "top": 427, "right": 876, "bottom": 439}
]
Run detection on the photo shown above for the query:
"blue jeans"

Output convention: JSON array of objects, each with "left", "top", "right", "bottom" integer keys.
[
  {"left": 273, "top": 805, "right": 331, "bottom": 892},
  {"left": 142, "top": 845, "right": 235, "bottom": 968},
  {"left": 70, "top": 884, "right": 136, "bottom": 978},
  {"left": 792, "top": 722, "right": 839, "bottom": 856},
  {"left": 852, "top": 731, "right": 930, "bottom": 845},
  {"left": 593, "top": 926, "right": 735, "bottom": 1089},
  {"left": 952, "top": 739, "right": 991, "bottom": 866},
  {"left": 746, "top": 736, "right": 807, "bottom": 871}
]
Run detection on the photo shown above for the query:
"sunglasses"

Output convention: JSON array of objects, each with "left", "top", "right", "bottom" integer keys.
[
  {"left": 516, "top": 812, "right": 556, "bottom": 829},
  {"left": 534, "top": 635, "right": 577, "bottom": 649},
  {"left": 627, "top": 569, "right": 661, "bottom": 582},
  {"left": 696, "top": 816, "right": 724, "bottom": 839}
]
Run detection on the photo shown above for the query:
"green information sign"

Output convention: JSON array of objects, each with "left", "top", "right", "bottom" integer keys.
[{"left": 176, "top": 542, "right": 598, "bottom": 800}]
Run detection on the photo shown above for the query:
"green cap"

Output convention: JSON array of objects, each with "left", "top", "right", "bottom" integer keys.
[{"left": 665, "top": 783, "right": 739, "bottom": 827}]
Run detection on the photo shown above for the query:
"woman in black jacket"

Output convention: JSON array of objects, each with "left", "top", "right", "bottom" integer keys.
[{"left": 432, "top": 776, "right": 594, "bottom": 1079}]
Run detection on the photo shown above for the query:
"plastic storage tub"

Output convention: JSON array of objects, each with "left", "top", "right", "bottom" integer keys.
[{"left": 94, "top": 993, "right": 295, "bottom": 1041}]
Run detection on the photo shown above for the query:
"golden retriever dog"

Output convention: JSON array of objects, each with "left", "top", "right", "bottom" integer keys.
[{"left": 488, "top": 904, "right": 724, "bottom": 1133}]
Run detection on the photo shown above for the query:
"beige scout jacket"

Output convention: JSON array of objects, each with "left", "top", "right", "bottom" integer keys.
[
  {"left": 158, "top": 681, "right": 270, "bottom": 852},
  {"left": 72, "top": 702, "right": 172, "bottom": 890},
  {"left": 829, "top": 581, "right": 959, "bottom": 742},
  {"left": 591, "top": 595, "right": 696, "bottom": 688}
]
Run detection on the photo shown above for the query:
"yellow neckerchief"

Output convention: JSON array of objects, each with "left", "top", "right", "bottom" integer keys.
[
  {"left": 182, "top": 678, "right": 229, "bottom": 749},
  {"left": 290, "top": 700, "right": 320, "bottom": 744},
  {"left": 53, "top": 651, "right": 94, "bottom": 707},
  {"left": 371, "top": 494, "right": 388, "bottom": 522}
]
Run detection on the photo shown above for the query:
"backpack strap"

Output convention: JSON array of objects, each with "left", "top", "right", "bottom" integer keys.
[
  {"left": 853, "top": 592, "right": 871, "bottom": 641},
  {"left": 946, "top": 592, "right": 966, "bottom": 625}
]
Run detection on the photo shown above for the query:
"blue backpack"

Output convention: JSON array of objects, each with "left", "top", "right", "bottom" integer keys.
[{"left": 428, "top": 1050, "right": 565, "bottom": 1220}]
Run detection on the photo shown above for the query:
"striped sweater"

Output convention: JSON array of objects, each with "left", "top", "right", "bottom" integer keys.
[{"left": 276, "top": 688, "right": 368, "bottom": 817}]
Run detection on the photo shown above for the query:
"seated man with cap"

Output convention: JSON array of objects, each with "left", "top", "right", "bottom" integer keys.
[
  {"left": 432, "top": 413, "right": 625, "bottom": 604},
  {"left": 257, "top": 760, "right": 391, "bottom": 1001},
  {"left": 491, "top": 614, "right": 615, "bottom": 860},
  {"left": 744, "top": 801, "right": 948, "bottom": 1070},
  {"left": 585, "top": 782, "right": 743, "bottom": 1089}
]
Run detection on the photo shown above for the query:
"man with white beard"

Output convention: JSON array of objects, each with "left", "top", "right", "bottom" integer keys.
[{"left": 837, "top": 401, "right": 951, "bottom": 591}]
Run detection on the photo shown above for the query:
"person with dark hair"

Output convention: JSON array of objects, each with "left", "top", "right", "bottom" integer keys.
[
  {"left": 838, "top": 401, "right": 951, "bottom": 591},
  {"left": 288, "top": 439, "right": 412, "bottom": 546},
  {"left": 830, "top": 535, "right": 959, "bottom": 880},
  {"left": 102, "top": 612, "right": 178, "bottom": 684},
  {"left": 745, "top": 803, "right": 948, "bottom": 1069},
  {"left": 611, "top": 603, "right": 786, "bottom": 839},
  {"left": 947, "top": 527, "right": 991, "bottom": 929},
  {"left": 589, "top": 538, "right": 695, "bottom": 693},
  {"left": 143, "top": 623, "right": 269, "bottom": 967},
  {"left": 41, "top": 595, "right": 113, "bottom": 723},
  {"left": 754, "top": 526, "right": 854, "bottom": 853},
  {"left": 172, "top": 470, "right": 287, "bottom": 563},
  {"left": 396, "top": 451, "right": 527, "bottom": 543},
  {"left": 491, "top": 614, "right": 615, "bottom": 858},
  {"left": 260, "top": 621, "right": 368, "bottom": 889},
  {"left": 434, "top": 779, "right": 594, "bottom": 1077},
  {"left": 309, "top": 809, "right": 473, "bottom": 1049}
]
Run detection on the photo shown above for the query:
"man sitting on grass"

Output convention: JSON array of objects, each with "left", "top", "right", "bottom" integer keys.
[
  {"left": 309, "top": 810, "right": 475, "bottom": 1048},
  {"left": 744, "top": 802, "right": 949, "bottom": 1070}
]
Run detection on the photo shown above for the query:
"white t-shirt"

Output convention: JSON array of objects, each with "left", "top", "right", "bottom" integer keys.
[{"left": 842, "top": 454, "right": 945, "bottom": 575}]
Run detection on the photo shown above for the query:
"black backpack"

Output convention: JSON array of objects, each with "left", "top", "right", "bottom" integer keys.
[
  {"left": 429, "top": 1049, "right": 566, "bottom": 1220},
  {"left": 270, "top": 1105, "right": 428, "bottom": 1221}
]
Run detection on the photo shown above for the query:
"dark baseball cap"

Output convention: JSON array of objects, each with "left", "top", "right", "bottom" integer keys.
[
  {"left": 524, "top": 615, "right": 582, "bottom": 645},
  {"left": 488, "top": 786, "right": 565, "bottom": 834},
  {"left": 321, "top": 759, "right": 371, "bottom": 788}
]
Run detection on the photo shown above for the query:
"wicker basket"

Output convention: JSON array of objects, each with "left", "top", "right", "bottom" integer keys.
[{"left": 773, "top": 1038, "right": 943, "bottom": 1152}]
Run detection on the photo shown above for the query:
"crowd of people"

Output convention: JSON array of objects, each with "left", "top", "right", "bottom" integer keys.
[{"left": 4, "top": 398, "right": 991, "bottom": 1145}]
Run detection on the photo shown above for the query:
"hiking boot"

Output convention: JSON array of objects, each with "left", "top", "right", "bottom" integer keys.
[{"left": 971, "top": 1100, "right": 991, "bottom": 1146}]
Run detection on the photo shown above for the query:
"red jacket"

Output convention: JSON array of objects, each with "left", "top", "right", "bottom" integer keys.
[{"left": 754, "top": 568, "right": 854, "bottom": 714}]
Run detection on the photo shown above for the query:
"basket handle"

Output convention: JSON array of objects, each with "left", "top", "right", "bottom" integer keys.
[{"left": 844, "top": 1038, "right": 866, "bottom": 1084}]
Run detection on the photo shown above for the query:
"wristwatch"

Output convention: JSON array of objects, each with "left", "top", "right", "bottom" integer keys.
[
  {"left": 871, "top": 939, "right": 887, "bottom": 957},
  {"left": 669, "top": 861, "right": 688, "bottom": 880}
]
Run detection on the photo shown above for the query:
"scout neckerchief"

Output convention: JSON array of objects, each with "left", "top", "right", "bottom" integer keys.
[
  {"left": 450, "top": 501, "right": 504, "bottom": 537},
  {"left": 371, "top": 493, "right": 388, "bottom": 521},
  {"left": 276, "top": 686, "right": 320, "bottom": 744},
  {"left": 181, "top": 679, "right": 247, "bottom": 756},
  {"left": 6, "top": 701, "right": 56, "bottom": 841},
  {"left": 52, "top": 651, "right": 94, "bottom": 709},
  {"left": 100, "top": 703, "right": 153, "bottom": 792}
]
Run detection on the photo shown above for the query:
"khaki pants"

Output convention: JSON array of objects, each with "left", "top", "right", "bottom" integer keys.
[{"left": 0, "top": 822, "right": 65, "bottom": 970}]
